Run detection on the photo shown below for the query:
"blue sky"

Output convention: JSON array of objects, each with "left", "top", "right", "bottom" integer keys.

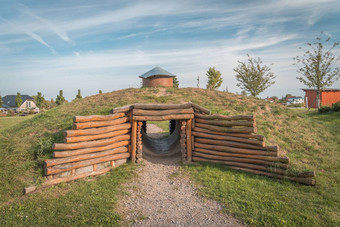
[{"left": 1, "top": 0, "right": 340, "bottom": 100}]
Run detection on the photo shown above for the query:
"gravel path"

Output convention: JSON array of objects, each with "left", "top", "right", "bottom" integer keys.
[{"left": 118, "top": 124, "right": 244, "bottom": 227}]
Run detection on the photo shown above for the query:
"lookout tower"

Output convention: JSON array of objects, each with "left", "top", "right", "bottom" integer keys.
[{"left": 139, "top": 67, "right": 175, "bottom": 87}]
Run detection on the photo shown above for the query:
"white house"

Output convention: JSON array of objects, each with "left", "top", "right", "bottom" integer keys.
[
  {"left": 1, "top": 95, "right": 39, "bottom": 113},
  {"left": 286, "top": 96, "right": 304, "bottom": 105}
]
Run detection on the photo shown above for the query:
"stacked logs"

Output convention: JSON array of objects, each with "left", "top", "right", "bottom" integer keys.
[
  {"left": 136, "top": 121, "right": 143, "bottom": 162},
  {"left": 43, "top": 113, "right": 131, "bottom": 187},
  {"left": 180, "top": 120, "right": 187, "bottom": 161},
  {"left": 192, "top": 112, "right": 316, "bottom": 185}
]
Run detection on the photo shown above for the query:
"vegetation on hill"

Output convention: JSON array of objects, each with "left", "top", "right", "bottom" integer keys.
[{"left": 0, "top": 87, "right": 339, "bottom": 226}]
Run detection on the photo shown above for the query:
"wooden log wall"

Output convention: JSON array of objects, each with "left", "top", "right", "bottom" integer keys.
[
  {"left": 136, "top": 121, "right": 143, "bottom": 162},
  {"left": 180, "top": 120, "right": 187, "bottom": 161},
  {"left": 43, "top": 112, "right": 131, "bottom": 187},
  {"left": 192, "top": 112, "right": 316, "bottom": 186}
]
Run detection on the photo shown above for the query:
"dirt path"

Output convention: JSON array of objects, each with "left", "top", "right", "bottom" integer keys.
[{"left": 118, "top": 124, "right": 244, "bottom": 226}]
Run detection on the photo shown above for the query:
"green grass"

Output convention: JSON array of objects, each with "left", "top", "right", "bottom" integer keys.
[
  {"left": 0, "top": 88, "right": 338, "bottom": 226},
  {"left": 185, "top": 111, "right": 340, "bottom": 226},
  {"left": 0, "top": 115, "right": 34, "bottom": 132}
]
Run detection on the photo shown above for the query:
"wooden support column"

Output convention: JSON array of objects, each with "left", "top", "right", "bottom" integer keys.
[
  {"left": 180, "top": 120, "right": 187, "bottom": 161},
  {"left": 136, "top": 121, "right": 143, "bottom": 162},
  {"left": 131, "top": 120, "right": 137, "bottom": 162},
  {"left": 186, "top": 119, "right": 192, "bottom": 162}
]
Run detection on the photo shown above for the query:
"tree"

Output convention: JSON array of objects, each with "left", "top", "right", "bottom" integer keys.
[
  {"left": 36, "top": 92, "right": 44, "bottom": 108},
  {"left": 56, "top": 90, "right": 65, "bottom": 105},
  {"left": 0, "top": 95, "right": 2, "bottom": 107},
  {"left": 206, "top": 67, "right": 223, "bottom": 90},
  {"left": 15, "top": 92, "right": 22, "bottom": 107},
  {"left": 99, "top": 90, "right": 102, "bottom": 94},
  {"left": 293, "top": 32, "right": 340, "bottom": 108},
  {"left": 173, "top": 77, "right": 179, "bottom": 88},
  {"left": 234, "top": 54, "right": 276, "bottom": 97},
  {"left": 75, "top": 89, "right": 82, "bottom": 99}
]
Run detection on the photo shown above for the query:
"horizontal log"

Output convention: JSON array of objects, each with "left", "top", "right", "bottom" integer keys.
[
  {"left": 133, "top": 103, "right": 192, "bottom": 110},
  {"left": 192, "top": 155, "right": 287, "bottom": 174},
  {"left": 73, "top": 116, "right": 129, "bottom": 130},
  {"left": 111, "top": 104, "right": 133, "bottom": 113},
  {"left": 192, "top": 157, "right": 315, "bottom": 185},
  {"left": 46, "top": 152, "right": 130, "bottom": 175},
  {"left": 195, "top": 142, "right": 277, "bottom": 156},
  {"left": 54, "top": 140, "right": 129, "bottom": 158},
  {"left": 189, "top": 102, "right": 211, "bottom": 114},
  {"left": 133, "top": 108, "right": 194, "bottom": 116},
  {"left": 193, "top": 127, "right": 265, "bottom": 141},
  {"left": 195, "top": 112, "right": 255, "bottom": 121},
  {"left": 65, "top": 129, "right": 129, "bottom": 143},
  {"left": 193, "top": 151, "right": 288, "bottom": 169},
  {"left": 64, "top": 123, "right": 131, "bottom": 137},
  {"left": 43, "top": 166, "right": 115, "bottom": 187},
  {"left": 73, "top": 113, "right": 125, "bottom": 123},
  {"left": 133, "top": 114, "right": 194, "bottom": 121},
  {"left": 195, "top": 147, "right": 289, "bottom": 163},
  {"left": 45, "top": 146, "right": 128, "bottom": 167},
  {"left": 53, "top": 134, "right": 130, "bottom": 151},
  {"left": 195, "top": 123, "right": 256, "bottom": 134},
  {"left": 195, "top": 137, "right": 264, "bottom": 150},
  {"left": 294, "top": 171, "right": 316, "bottom": 178},
  {"left": 192, "top": 131, "right": 264, "bottom": 147},
  {"left": 195, "top": 118, "right": 255, "bottom": 127}
]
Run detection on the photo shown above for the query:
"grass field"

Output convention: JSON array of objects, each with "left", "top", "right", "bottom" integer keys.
[
  {"left": 0, "top": 88, "right": 338, "bottom": 226},
  {"left": 0, "top": 115, "right": 34, "bottom": 132}
]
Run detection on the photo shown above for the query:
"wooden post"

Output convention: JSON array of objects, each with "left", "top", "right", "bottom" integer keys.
[
  {"left": 186, "top": 119, "right": 192, "bottom": 161},
  {"left": 131, "top": 120, "right": 137, "bottom": 162},
  {"left": 136, "top": 121, "right": 143, "bottom": 162},
  {"left": 180, "top": 121, "right": 187, "bottom": 161}
]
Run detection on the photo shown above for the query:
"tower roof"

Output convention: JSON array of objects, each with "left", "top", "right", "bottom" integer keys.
[{"left": 139, "top": 67, "right": 175, "bottom": 78}]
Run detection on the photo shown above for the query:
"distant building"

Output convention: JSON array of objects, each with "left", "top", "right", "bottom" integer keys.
[
  {"left": 286, "top": 96, "right": 304, "bottom": 105},
  {"left": 1, "top": 95, "right": 39, "bottom": 113},
  {"left": 139, "top": 67, "right": 175, "bottom": 88},
  {"left": 264, "top": 97, "right": 274, "bottom": 103},
  {"left": 302, "top": 88, "right": 340, "bottom": 108}
]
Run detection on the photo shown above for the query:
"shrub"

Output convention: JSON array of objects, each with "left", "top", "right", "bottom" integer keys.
[
  {"left": 318, "top": 106, "right": 333, "bottom": 113},
  {"left": 332, "top": 102, "right": 340, "bottom": 112}
]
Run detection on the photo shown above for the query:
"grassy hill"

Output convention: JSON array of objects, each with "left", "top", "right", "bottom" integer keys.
[{"left": 0, "top": 87, "right": 339, "bottom": 226}]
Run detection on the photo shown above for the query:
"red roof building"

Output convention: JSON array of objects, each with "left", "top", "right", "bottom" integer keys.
[{"left": 302, "top": 88, "right": 340, "bottom": 108}]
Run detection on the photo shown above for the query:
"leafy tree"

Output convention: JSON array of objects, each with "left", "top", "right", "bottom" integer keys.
[
  {"left": 75, "top": 89, "right": 82, "bottom": 99},
  {"left": 293, "top": 32, "right": 340, "bottom": 108},
  {"left": 56, "top": 90, "right": 66, "bottom": 105},
  {"left": 206, "top": 67, "right": 223, "bottom": 90},
  {"left": 99, "top": 90, "right": 102, "bottom": 94},
  {"left": 15, "top": 92, "right": 22, "bottom": 107},
  {"left": 36, "top": 92, "right": 44, "bottom": 108},
  {"left": 173, "top": 77, "right": 179, "bottom": 88},
  {"left": 270, "top": 96, "right": 279, "bottom": 102},
  {"left": 234, "top": 54, "right": 276, "bottom": 97},
  {"left": 0, "top": 95, "right": 2, "bottom": 107}
]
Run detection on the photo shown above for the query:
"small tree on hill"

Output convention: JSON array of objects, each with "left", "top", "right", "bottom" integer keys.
[
  {"left": 206, "top": 67, "right": 223, "bottom": 90},
  {"left": 56, "top": 90, "right": 65, "bottom": 105},
  {"left": 99, "top": 90, "right": 102, "bottom": 94},
  {"left": 36, "top": 92, "right": 44, "bottom": 108},
  {"left": 75, "top": 89, "right": 82, "bottom": 99},
  {"left": 15, "top": 92, "right": 22, "bottom": 107},
  {"left": 293, "top": 32, "right": 340, "bottom": 108},
  {"left": 0, "top": 95, "right": 2, "bottom": 107},
  {"left": 234, "top": 54, "right": 276, "bottom": 97},
  {"left": 173, "top": 77, "right": 179, "bottom": 88}
]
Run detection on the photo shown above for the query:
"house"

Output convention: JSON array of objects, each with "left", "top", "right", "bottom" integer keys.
[
  {"left": 139, "top": 67, "right": 175, "bottom": 87},
  {"left": 1, "top": 95, "right": 39, "bottom": 113},
  {"left": 302, "top": 88, "right": 340, "bottom": 108},
  {"left": 264, "top": 97, "right": 274, "bottom": 103},
  {"left": 286, "top": 96, "right": 304, "bottom": 105}
]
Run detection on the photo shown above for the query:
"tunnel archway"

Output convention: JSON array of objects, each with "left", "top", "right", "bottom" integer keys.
[{"left": 141, "top": 120, "right": 181, "bottom": 157}]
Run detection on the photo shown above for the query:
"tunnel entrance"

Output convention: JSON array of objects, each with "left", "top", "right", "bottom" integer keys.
[{"left": 141, "top": 120, "right": 181, "bottom": 157}]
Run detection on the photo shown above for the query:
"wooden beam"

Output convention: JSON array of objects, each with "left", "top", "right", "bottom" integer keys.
[
  {"left": 133, "top": 108, "right": 194, "bottom": 116},
  {"left": 65, "top": 129, "right": 130, "bottom": 143},
  {"left": 186, "top": 119, "right": 192, "bottom": 161},
  {"left": 195, "top": 118, "right": 255, "bottom": 127},
  {"left": 189, "top": 102, "right": 211, "bottom": 114},
  {"left": 195, "top": 122, "right": 256, "bottom": 134},
  {"left": 64, "top": 123, "right": 131, "bottom": 137},
  {"left": 133, "top": 114, "right": 194, "bottom": 121},
  {"left": 131, "top": 120, "right": 137, "bottom": 162},
  {"left": 73, "top": 113, "right": 125, "bottom": 123},
  {"left": 194, "top": 112, "right": 255, "bottom": 121},
  {"left": 133, "top": 103, "right": 192, "bottom": 110},
  {"left": 73, "top": 117, "right": 129, "bottom": 130}
]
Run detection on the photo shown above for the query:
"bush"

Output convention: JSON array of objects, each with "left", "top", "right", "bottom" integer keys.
[
  {"left": 318, "top": 106, "right": 333, "bottom": 113},
  {"left": 332, "top": 102, "right": 340, "bottom": 112}
]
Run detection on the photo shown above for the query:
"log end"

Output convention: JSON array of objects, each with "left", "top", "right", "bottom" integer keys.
[
  {"left": 72, "top": 123, "right": 77, "bottom": 130},
  {"left": 24, "top": 186, "right": 37, "bottom": 195},
  {"left": 73, "top": 116, "right": 77, "bottom": 123}
]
